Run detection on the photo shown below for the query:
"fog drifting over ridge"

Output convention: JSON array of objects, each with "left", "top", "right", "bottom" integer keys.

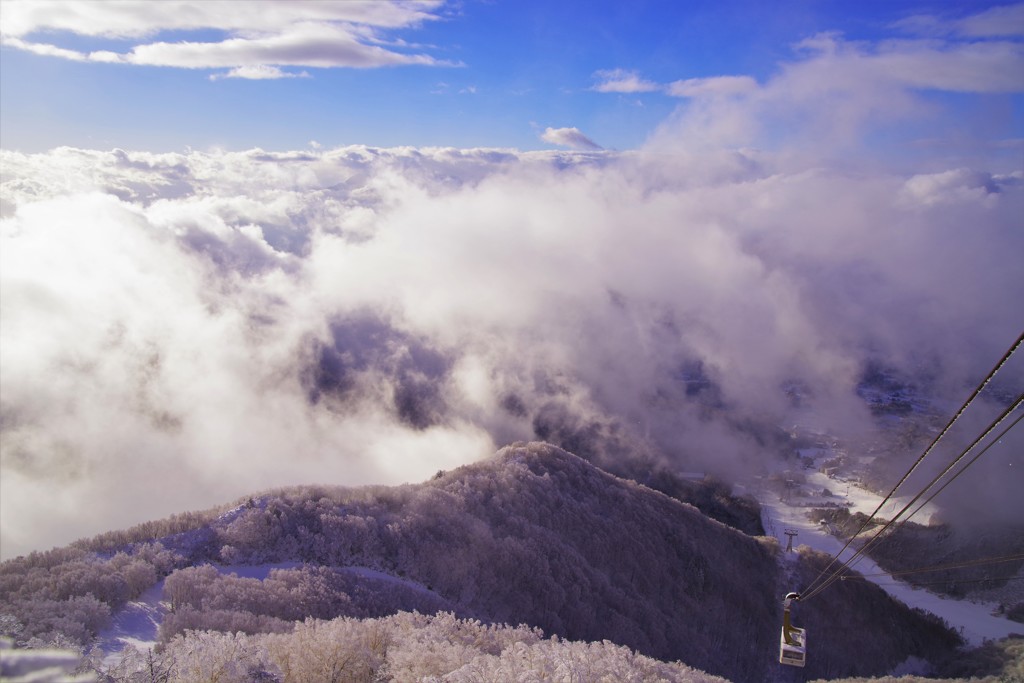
[
  {"left": 1, "top": 138, "right": 1020, "bottom": 560},
  {"left": 6, "top": 0, "right": 1024, "bottom": 557}
]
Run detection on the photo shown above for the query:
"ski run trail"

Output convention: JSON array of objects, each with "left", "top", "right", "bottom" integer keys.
[{"left": 760, "top": 453, "right": 1022, "bottom": 645}]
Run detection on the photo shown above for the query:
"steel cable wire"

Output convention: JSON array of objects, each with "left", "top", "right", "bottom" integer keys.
[{"left": 799, "top": 332, "right": 1023, "bottom": 600}]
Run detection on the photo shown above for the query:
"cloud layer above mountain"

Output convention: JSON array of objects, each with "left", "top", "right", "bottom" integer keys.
[
  {"left": 2, "top": 3, "right": 1022, "bottom": 559},
  {"left": 2, "top": 139, "right": 1020, "bottom": 559}
]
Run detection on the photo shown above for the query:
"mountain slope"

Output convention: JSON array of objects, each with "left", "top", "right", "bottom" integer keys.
[{"left": 1, "top": 442, "right": 961, "bottom": 681}]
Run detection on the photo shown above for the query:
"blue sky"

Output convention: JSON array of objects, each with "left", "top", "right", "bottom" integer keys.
[{"left": 1, "top": 0, "right": 1022, "bottom": 154}]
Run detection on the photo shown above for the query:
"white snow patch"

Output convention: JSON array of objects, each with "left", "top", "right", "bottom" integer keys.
[
  {"left": 96, "top": 562, "right": 302, "bottom": 662},
  {"left": 95, "top": 560, "right": 451, "bottom": 666},
  {"left": 96, "top": 580, "right": 166, "bottom": 665}
]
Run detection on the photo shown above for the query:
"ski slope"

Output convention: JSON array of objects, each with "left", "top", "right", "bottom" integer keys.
[{"left": 760, "top": 485, "right": 1021, "bottom": 645}]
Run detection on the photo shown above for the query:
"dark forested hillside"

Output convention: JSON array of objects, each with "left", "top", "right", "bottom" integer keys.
[
  {"left": 1, "top": 442, "right": 963, "bottom": 681},
  {"left": 184, "top": 441, "right": 783, "bottom": 680}
]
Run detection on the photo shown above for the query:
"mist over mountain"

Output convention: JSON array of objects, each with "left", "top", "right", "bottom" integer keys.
[
  {"left": 0, "top": 443, "right": 966, "bottom": 681},
  {"left": 2, "top": 141, "right": 1021, "bottom": 560}
]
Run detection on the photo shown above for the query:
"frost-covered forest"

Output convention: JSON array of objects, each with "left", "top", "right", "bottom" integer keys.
[
  {"left": 6, "top": 611, "right": 735, "bottom": 682},
  {"left": 0, "top": 443, "right": 981, "bottom": 681}
]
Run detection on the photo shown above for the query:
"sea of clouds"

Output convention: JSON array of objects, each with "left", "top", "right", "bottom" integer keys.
[
  {"left": 5, "top": 4, "right": 1024, "bottom": 556},
  {"left": 2, "top": 138, "right": 1021, "bottom": 559}
]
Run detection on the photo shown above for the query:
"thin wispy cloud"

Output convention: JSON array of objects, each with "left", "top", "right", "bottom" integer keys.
[
  {"left": 616, "top": 23, "right": 1024, "bottom": 153},
  {"left": 893, "top": 3, "right": 1024, "bottom": 37},
  {"left": 786, "top": 32, "right": 1024, "bottom": 94},
  {"left": 591, "top": 68, "right": 660, "bottom": 93},
  {"left": 0, "top": 0, "right": 453, "bottom": 79},
  {"left": 598, "top": 14, "right": 1024, "bottom": 123},
  {"left": 665, "top": 75, "right": 759, "bottom": 98}
]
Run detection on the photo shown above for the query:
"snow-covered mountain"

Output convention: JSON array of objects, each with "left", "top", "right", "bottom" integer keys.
[{"left": 1, "top": 442, "right": 975, "bottom": 681}]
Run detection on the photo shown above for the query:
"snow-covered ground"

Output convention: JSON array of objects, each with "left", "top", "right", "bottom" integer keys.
[
  {"left": 760, "top": 471, "right": 1021, "bottom": 645},
  {"left": 96, "top": 581, "right": 166, "bottom": 660},
  {"left": 801, "top": 464, "right": 940, "bottom": 522},
  {"left": 95, "top": 581, "right": 163, "bottom": 671},
  {"left": 95, "top": 561, "right": 444, "bottom": 664},
  {"left": 95, "top": 562, "right": 303, "bottom": 662}
]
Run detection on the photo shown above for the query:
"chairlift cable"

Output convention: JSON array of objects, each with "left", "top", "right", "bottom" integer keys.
[
  {"left": 804, "top": 396, "right": 1022, "bottom": 600},
  {"left": 879, "top": 409, "right": 1024, "bottom": 535},
  {"left": 802, "top": 395, "right": 1023, "bottom": 601},
  {"left": 842, "top": 552, "right": 1024, "bottom": 579},
  {"left": 839, "top": 398, "right": 1022, "bottom": 577},
  {"left": 842, "top": 575, "right": 1023, "bottom": 587},
  {"left": 799, "top": 331, "right": 1023, "bottom": 599}
]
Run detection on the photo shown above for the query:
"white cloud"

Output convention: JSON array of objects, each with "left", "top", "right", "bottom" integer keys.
[
  {"left": 540, "top": 127, "right": 603, "bottom": 150},
  {"left": 894, "top": 3, "right": 1024, "bottom": 38},
  {"left": 956, "top": 2, "right": 1024, "bottom": 36},
  {"left": 0, "top": 35, "right": 89, "bottom": 61},
  {"left": 901, "top": 168, "right": 1000, "bottom": 206},
  {"left": 666, "top": 75, "right": 759, "bottom": 98},
  {"left": 585, "top": 5, "right": 1024, "bottom": 157},
  {"left": 0, "top": 0, "right": 451, "bottom": 75},
  {"left": 209, "top": 65, "right": 311, "bottom": 81},
  {"left": 788, "top": 33, "right": 1024, "bottom": 94},
  {"left": 2, "top": 140, "right": 1021, "bottom": 560},
  {"left": 121, "top": 22, "right": 445, "bottom": 70},
  {"left": 648, "top": 22, "right": 1024, "bottom": 154},
  {"left": 592, "top": 68, "right": 660, "bottom": 93},
  {"left": 0, "top": 0, "right": 445, "bottom": 37}
]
